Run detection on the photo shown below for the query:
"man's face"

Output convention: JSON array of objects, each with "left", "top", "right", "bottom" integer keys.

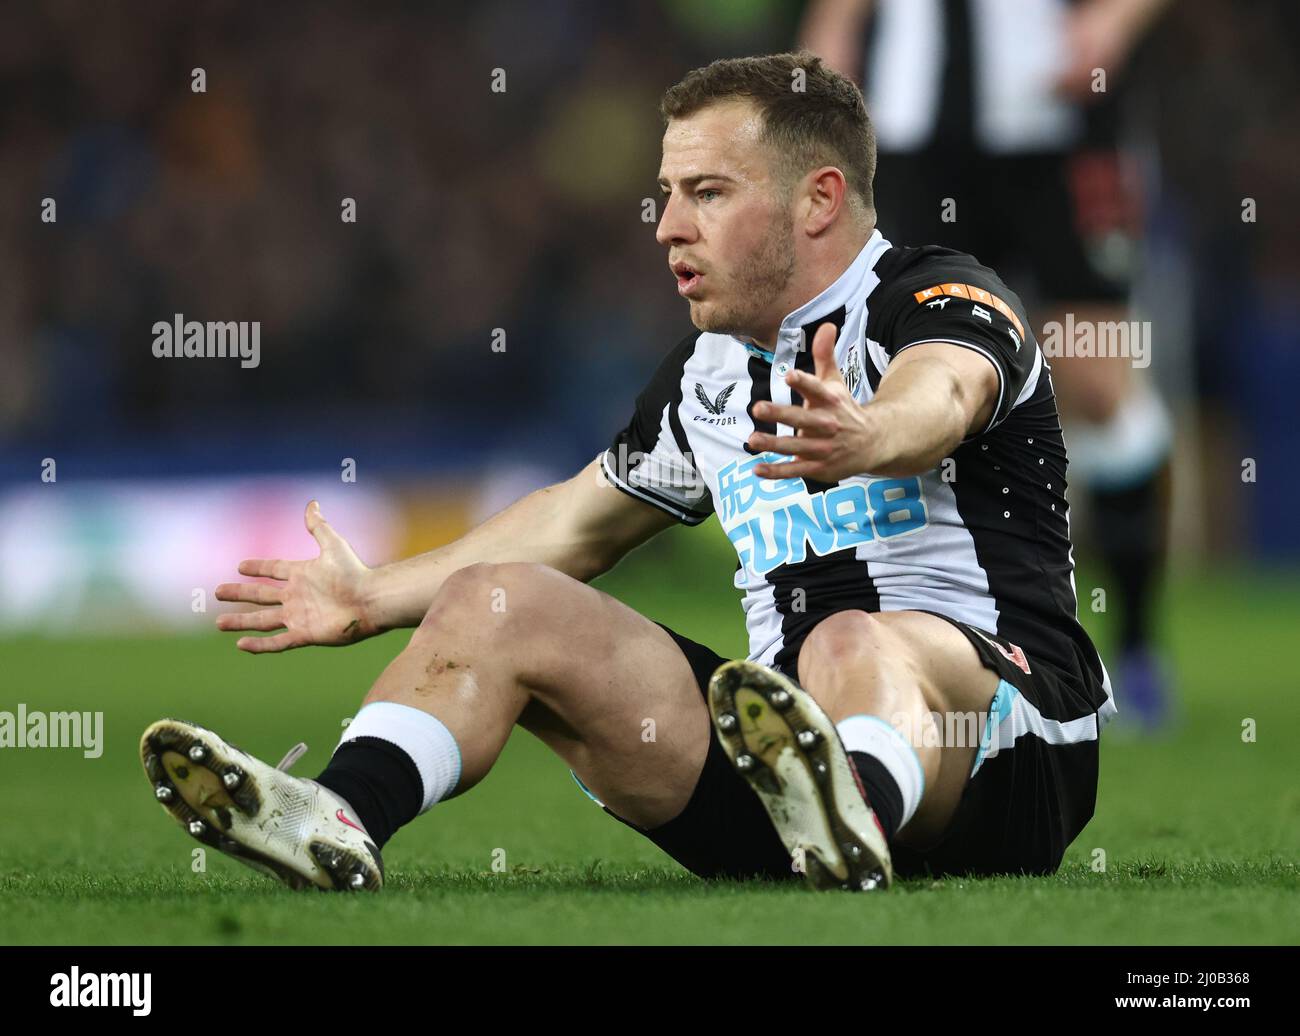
[{"left": 656, "top": 100, "right": 797, "bottom": 341}]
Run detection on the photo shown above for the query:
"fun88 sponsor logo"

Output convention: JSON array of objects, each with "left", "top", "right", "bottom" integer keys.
[{"left": 718, "top": 452, "right": 928, "bottom": 575}]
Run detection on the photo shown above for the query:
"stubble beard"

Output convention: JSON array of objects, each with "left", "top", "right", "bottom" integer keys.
[{"left": 690, "top": 207, "right": 797, "bottom": 340}]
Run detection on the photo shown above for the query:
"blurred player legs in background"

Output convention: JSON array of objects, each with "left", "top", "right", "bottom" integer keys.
[{"left": 802, "top": 0, "right": 1175, "bottom": 731}]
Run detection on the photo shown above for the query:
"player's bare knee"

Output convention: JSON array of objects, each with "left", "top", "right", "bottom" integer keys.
[
  {"left": 799, "top": 611, "right": 932, "bottom": 725},
  {"left": 472, "top": 561, "right": 573, "bottom": 636},
  {"left": 417, "top": 560, "right": 562, "bottom": 641},
  {"left": 417, "top": 562, "right": 493, "bottom": 629},
  {"left": 416, "top": 561, "right": 520, "bottom": 637},
  {"left": 799, "top": 610, "right": 885, "bottom": 679}
]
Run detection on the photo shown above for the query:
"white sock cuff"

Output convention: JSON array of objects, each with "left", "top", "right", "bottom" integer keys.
[
  {"left": 1065, "top": 383, "right": 1172, "bottom": 488},
  {"left": 836, "top": 714, "right": 926, "bottom": 828},
  {"left": 338, "top": 701, "right": 461, "bottom": 813}
]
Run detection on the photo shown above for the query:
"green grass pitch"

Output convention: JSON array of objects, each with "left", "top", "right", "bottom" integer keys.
[{"left": 0, "top": 526, "right": 1296, "bottom": 944}]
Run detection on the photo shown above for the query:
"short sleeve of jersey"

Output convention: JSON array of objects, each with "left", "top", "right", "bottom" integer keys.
[
  {"left": 869, "top": 250, "right": 1038, "bottom": 434},
  {"left": 600, "top": 333, "right": 714, "bottom": 525}
]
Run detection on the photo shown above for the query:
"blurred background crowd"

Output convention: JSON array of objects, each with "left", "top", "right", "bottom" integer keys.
[{"left": 0, "top": 0, "right": 1297, "bottom": 638}]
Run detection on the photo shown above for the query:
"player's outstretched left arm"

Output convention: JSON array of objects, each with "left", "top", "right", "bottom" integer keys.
[
  {"left": 213, "top": 454, "right": 677, "bottom": 654},
  {"left": 213, "top": 500, "right": 380, "bottom": 653},
  {"left": 747, "top": 321, "right": 998, "bottom": 481}
]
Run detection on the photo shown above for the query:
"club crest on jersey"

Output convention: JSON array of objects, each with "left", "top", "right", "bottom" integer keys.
[
  {"left": 693, "top": 382, "right": 738, "bottom": 425},
  {"left": 839, "top": 345, "right": 863, "bottom": 395}
]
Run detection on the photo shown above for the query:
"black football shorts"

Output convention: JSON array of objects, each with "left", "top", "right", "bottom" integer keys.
[
  {"left": 585, "top": 617, "right": 1104, "bottom": 882},
  {"left": 873, "top": 148, "right": 1134, "bottom": 305}
]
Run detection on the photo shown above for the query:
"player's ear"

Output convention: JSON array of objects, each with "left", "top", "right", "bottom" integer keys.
[{"left": 804, "top": 166, "right": 848, "bottom": 235}]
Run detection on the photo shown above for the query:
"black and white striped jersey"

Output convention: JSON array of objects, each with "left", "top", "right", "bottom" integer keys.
[
  {"left": 863, "top": 0, "right": 1118, "bottom": 155},
  {"left": 602, "top": 230, "right": 1112, "bottom": 715}
]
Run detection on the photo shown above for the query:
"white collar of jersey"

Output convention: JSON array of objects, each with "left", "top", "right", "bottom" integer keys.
[{"left": 760, "top": 228, "right": 890, "bottom": 363}]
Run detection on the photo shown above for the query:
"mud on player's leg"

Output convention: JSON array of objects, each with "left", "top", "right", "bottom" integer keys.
[{"left": 361, "top": 560, "right": 712, "bottom": 828}]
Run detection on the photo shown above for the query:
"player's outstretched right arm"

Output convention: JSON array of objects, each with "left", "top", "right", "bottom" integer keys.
[{"left": 214, "top": 457, "right": 675, "bottom": 654}]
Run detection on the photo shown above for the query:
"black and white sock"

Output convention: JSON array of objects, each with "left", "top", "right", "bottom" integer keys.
[
  {"left": 837, "top": 715, "right": 925, "bottom": 842},
  {"left": 314, "top": 702, "right": 461, "bottom": 848}
]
